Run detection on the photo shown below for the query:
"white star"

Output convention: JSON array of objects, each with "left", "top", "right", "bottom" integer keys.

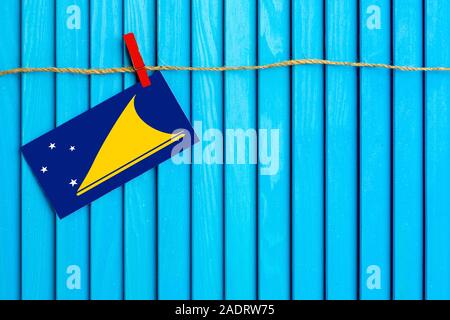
[
  {"left": 49, "top": 143, "right": 56, "bottom": 150},
  {"left": 69, "top": 146, "right": 76, "bottom": 152},
  {"left": 40, "top": 166, "right": 48, "bottom": 173},
  {"left": 69, "top": 179, "right": 78, "bottom": 187}
]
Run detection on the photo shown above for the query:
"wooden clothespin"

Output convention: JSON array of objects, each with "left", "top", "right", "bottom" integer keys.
[{"left": 123, "top": 33, "right": 151, "bottom": 87}]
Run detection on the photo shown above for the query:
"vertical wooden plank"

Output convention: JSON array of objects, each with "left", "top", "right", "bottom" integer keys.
[
  {"left": 123, "top": 0, "right": 156, "bottom": 300},
  {"left": 90, "top": 0, "right": 123, "bottom": 300},
  {"left": 21, "top": 0, "right": 55, "bottom": 300},
  {"left": 292, "top": 0, "right": 324, "bottom": 300},
  {"left": 258, "top": 0, "right": 290, "bottom": 299},
  {"left": 157, "top": 0, "right": 191, "bottom": 300},
  {"left": 55, "top": 0, "right": 89, "bottom": 300},
  {"left": 359, "top": 0, "right": 391, "bottom": 299},
  {"left": 325, "top": 0, "right": 358, "bottom": 299},
  {"left": 224, "top": 0, "right": 257, "bottom": 299},
  {"left": 0, "top": 0, "right": 20, "bottom": 300},
  {"left": 393, "top": 0, "right": 423, "bottom": 300},
  {"left": 425, "top": 0, "right": 450, "bottom": 300},
  {"left": 192, "top": 0, "right": 224, "bottom": 299}
]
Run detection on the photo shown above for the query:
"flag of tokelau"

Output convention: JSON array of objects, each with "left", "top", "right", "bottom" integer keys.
[{"left": 22, "top": 71, "right": 197, "bottom": 218}]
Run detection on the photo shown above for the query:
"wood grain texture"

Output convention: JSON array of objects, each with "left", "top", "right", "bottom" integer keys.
[
  {"left": 292, "top": 0, "right": 324, "bottom": 300},
  {"left": 157, "top": 0, "right": 191, "bottom": 300},
  {"left": 258, "top": 0, "right": 291, "bottom": 300},
  {"left": 224, "top": 0, "right": 257, "bottom": 300},
  {"left": 192, "top": 0, "right": 224, "bottom": 299},
  {"left": 56, "top": 0, "right": 90, "bottom": 300},
  {"left": 393, "top": 0, "right": 423, "bottom": 300},
  {"left": 5, "top": 0, "right": 450, "bottom": 301},
  {"left": 425, "top": 0, "right": 450, "bottom": 299},
  {"left": 359, "top": 0, "right": 391, "bottom": 300},
  {"left": 90, "top": 0, "right": 123, "bottom": 300},
  {"left": 0, "top": 0, "right": 21, "bottom": 300},
  {"left": 21, "top": 0, "right": 56, "bottom": 300},
  {"left": 325, "top": 0, "right": 358, "bottom": 300},
  {"left": 124, "top": 0, "right": 156, "bottom": 300}
]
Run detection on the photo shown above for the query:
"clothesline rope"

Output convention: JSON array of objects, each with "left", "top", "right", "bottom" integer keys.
[{"left": 1, "top": 58, "right": 449, "bottom": 76}]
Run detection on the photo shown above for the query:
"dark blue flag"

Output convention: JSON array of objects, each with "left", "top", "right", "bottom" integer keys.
[{"left": 22, "top": 71, "right": 197, "bottom": 218}]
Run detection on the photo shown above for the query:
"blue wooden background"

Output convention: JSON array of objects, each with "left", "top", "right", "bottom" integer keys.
[{"left": 0, "top": 0, "right": 449, "bottom": 300}]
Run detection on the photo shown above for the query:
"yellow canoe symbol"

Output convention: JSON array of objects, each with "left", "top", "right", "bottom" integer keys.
[{"left": 77, "top": 95, "right": 184, "bottom": 196}]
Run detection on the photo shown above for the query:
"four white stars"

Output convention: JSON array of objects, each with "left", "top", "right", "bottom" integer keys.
[{"left": 44, "top": 142, "right": 78, "bottom": 188}]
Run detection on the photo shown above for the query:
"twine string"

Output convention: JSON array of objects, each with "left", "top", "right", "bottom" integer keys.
[{"left": 1, "top": 58, "right": 450, "bottom": 76}]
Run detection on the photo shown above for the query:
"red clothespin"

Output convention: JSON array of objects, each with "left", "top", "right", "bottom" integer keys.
[{"left": 123, "top": 33, "right": 151, "bottom": 87}]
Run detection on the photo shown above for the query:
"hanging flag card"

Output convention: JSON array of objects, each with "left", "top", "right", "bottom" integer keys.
[{"left": 21, "top": 34, "right": 197, "bottom": 218}]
